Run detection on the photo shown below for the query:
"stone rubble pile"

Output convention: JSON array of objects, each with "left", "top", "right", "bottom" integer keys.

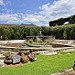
[
  {"left": 0, "top": 54, "right": 5, "bottom": 67},
  {"left": 4, "top": 50, "right": 37, "bottom": 65}
]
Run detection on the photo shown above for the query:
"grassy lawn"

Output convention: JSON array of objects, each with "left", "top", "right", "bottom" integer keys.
[{"left": 0, "top": 51, "right": 75, "bottom": 75}]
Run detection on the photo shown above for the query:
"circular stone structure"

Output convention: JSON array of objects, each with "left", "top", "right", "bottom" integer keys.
[{"left": 26, "top": 36, "right": 55, "bottom": 42}]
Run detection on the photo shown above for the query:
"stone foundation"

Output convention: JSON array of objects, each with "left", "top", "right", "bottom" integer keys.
[
  {"left": 0, "top": 54, "right": 5, "bottom": 67},
  {"left": 26, "top": 36, "right": 55, "bottom": 42}
]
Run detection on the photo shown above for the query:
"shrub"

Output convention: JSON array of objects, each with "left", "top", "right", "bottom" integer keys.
[{"left": 0, "top": 24, "right": 75, "bottom": 40}]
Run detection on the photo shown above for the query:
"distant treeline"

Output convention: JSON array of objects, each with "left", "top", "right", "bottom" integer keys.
[
  {"left": 0, "top": 24, "right": 36, "bottom": 27},
  {"left": 0, "top": 25, "right": 75, "bottom": 40},
  {"left": 21, "top": 23, "right": 35, "bottom": 26},
  {"left": 49, "top": 15, "right": 75, "bottom": 26}
]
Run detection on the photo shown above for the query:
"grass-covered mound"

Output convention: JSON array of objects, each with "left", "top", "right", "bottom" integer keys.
[{"left": 0, "top": 51, "right": 75, "bottom": 75}]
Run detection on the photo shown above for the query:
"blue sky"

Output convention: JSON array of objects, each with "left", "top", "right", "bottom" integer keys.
[
  {"left": 0, "top": 0, "right": 75, "bottom": 26},
  {"left": 1, "top": 0, "right": 55, "bottom": 13}
]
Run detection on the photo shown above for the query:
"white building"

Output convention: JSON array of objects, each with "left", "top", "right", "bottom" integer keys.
[{"left": 64, "top": 21, "right": 69, "bottom": 25}]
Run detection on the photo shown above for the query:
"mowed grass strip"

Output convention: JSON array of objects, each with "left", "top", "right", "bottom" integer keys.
[{"left": 0, "top": 51, "right": 75, "bottom": 75}]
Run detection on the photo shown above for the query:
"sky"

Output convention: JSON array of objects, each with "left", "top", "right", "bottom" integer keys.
[{"left": 0, "top": 0, "right": 75, "bottom": 26}]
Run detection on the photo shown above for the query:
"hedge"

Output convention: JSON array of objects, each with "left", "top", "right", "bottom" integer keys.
[{"left": 0, "top": 24, "right": 75, "bottom": 40}]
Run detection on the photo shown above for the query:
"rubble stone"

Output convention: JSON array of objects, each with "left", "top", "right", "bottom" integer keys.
[
  {"left": 4, "top": 50, "right": 37, "bottom": 66},
  {"left": 21, "top": 53, "right": 29, "bottom": 63},
  {"left": 0, "top": 54, "right": 5, "bottom": 67},
  {"left": 12, "top": 55, "right": 21, "bottom": 64}
]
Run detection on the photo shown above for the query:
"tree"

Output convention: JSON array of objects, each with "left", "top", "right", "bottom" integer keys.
[{"left": 63, "top": 30, "right": 67, "bottom": 39}]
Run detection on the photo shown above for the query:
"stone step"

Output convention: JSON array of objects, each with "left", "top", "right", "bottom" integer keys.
[
  {"left": 0, "top": 54, "right": 5, "bottom": 59},
  {"left": 21, "top": 45, "right": 52, "bottom": 48},
  {"left": 51, "top": 43, "right": 73, "bottom": 48},
  {"left": 0, "top": 59, "right": 4, "bottom": 67}
]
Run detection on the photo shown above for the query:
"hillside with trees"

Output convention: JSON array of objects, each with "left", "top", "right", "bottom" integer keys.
[{"left": 49, "top": 15, "right": 75, "bottom": 26}]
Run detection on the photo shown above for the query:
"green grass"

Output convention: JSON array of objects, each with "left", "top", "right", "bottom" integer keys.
[
  {"left": 0, "top": 51, "right": 75, "bottom": 75},
  {"left": 58, "top": 51, "right": 74, "bottom": 55}
]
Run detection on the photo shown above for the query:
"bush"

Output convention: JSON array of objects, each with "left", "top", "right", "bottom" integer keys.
[
  {"left": 63, "top": 30, "right": 67, "bottom": 39},
  {"left": 0, "top": 24, "right": 75, "bottom": 40}
]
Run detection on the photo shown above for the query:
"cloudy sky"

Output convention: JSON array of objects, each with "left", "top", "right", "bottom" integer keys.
[{"left": 0, "top": 0, "right": 75, "bottom": 26}]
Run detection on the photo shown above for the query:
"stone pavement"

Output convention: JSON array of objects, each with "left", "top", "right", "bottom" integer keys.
[
  {"left": 0, "top": 44, "right": 75, "bottom": 51},
  {"left": 51, "top": 68, "right": 75, "bottom": 75}
]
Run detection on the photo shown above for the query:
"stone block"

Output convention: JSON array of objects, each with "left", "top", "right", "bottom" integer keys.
[
  {"left": 12, "top": 55, "right": 21, "bottom": 64},
  {"left": 21, "top": 53, "right": 29, "bottom": 63}
]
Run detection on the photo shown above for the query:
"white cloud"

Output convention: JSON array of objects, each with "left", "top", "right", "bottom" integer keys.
[
  {"left": 26, "top": 0, "right": 75, "bottom": 26},
  {"left": 0, "top": 14, "right": 18, "bottom": 21},
  {"left": 0, "top": 0, "right": 75, "bottom": 26},
  {"left": 39, "top": 0, "right": 75, "bottom": 21},
  {"left": 0, "top": 0, "right": 11, "bottom": 6},
  {"left": 0, "top": 0, "right": 5, "bottom": 5}
]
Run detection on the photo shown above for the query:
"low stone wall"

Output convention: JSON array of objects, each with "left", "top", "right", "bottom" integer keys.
[
  {"left": 0, "top": 45, "right": 75, "bottom": 53},
  {"left": 0, "top": 40, "right": 25, "bottom": 47},
  {"left": 0, "top": 54, "right": 5, "bottom": 67},
  {"left": 51, "top": 43, "right": 73, "bottom": 48},
  {"left": 26, "top": 36, "right": 55, "bottom": 41},
  {"left": 0, "top": 40, "right": 25, "bottom": 44},
  {"left": 51, "top": 68, "right": 74, "bottom": 75},
  {"left": 56, "top": 40, "right": 75, "bottom": 45}
]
